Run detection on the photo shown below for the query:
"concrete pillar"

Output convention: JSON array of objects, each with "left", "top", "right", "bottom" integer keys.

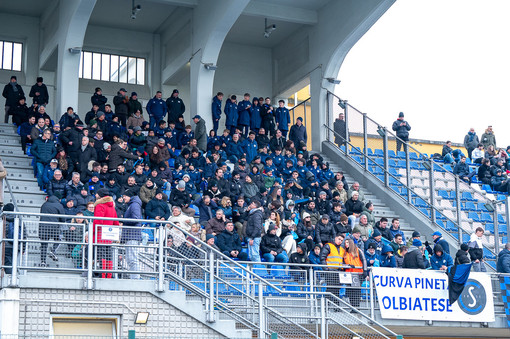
[
  {"left": 310, "top": 68, "right": 335, "bottom": 152},
  {"left": 0, "top": 288, "right": 20, "bottom": 335},
  {"left": 55, "top": 0, "right": 96, "bottom": 116},
  {"left": 189, "top": 0, "right": 250, "bottom": 128}
]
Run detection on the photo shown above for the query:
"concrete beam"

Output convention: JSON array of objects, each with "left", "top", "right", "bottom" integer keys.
[
  {"left": 243, "top": 1, "right": 318, "bottom": 25},
  {"left": 149, "top": 0, "right": 198, "bottom": 7},
  {"left": 39, "top": 36, "right": 58, "bottom": 71},
  {"left": 162, "top": 46, "right": 191, "bottom": 84}
]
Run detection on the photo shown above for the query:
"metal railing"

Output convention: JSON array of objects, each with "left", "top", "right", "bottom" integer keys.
[
  {"left": 289, "top": 97, "right": 311, "bottom": 149},
  {"left": 325, "top": 91, "right": 503, "bottom": 263},
  {"left": 3, "top": 177, "right": 19, "bottom": 212},
  {"left": 0, "top": 210, "right": 398, "bottom": 339}
]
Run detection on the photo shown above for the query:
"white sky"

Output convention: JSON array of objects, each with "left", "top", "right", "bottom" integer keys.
[{"left": 336, "top": 0, "right": 510, "bottom": 146}]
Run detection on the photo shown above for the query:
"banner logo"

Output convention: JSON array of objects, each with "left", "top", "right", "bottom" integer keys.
[{"left": 459, "top": 279, "right": 486, "bottom": 315}]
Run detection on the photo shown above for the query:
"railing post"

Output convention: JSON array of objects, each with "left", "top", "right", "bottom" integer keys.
[
  {"left": 10, "top": 216, "right": 20, "bottom": 287},
  {"left": 87, "top": 222, "right": 94, "bottom": 290},
  {"left": 369, "top": 269, "right": 375, "bottom": 320},
  {"left": 344, "top": 100, "right": 349, "bottom": 152},
  {"left": 455, "top": 176, "right": 463, "bottom": 245},
  {"left": 326, "top": 93, "right": 332, "bottom": 143},
  {"left": 405, "top": 146, "right": 411, "bottom": 203},
  {"left": 320, "top": 296, "right": 327, "bottom": 339},
  {"left": 429, "top": 160, "right": 436, "bottom": 224},
  {"left": 259, "top": 281, "right": 265, "bottom": 338},
  {"left": 309, "top": 267, "right": 315, "bottom": 318},
  {"left": 207, "top": 249, "right": 215, "bottom": 323},
  {"left": 383, "top": 128, "right": 389, "bottom": 187},
  {"left": 362, "top": 113, "right": 368, "bottom": 171},
  {"left": 493, "top": 203, "right": 500, "bottom": 255},
  {"left": 157, "top": 225, "right": 164, "bottom": 292}
]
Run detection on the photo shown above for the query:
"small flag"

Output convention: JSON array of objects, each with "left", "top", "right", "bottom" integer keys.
[{"left": 447, "top": 263, "right": 472, "bottom": 305}]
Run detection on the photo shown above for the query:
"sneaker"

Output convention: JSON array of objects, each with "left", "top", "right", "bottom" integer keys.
[
  {"left": 48, "top": 252, "right": 59, "bottom": 261},
  {"left": 40, "top": 262, "right": 47, "bottom": 267}
]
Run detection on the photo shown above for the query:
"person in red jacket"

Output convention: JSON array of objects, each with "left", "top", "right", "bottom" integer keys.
[{"left": 93, "top": 188, "right": 119, "bottom": 278}]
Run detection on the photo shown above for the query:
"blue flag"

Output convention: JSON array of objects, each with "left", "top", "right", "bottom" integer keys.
[{"left": 447, "top": 263, "right": 472, "bottom": 305}]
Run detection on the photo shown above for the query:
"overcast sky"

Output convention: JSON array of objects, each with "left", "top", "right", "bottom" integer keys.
[{"left": 336, "top": 0, "right": 510, "bottom": 147}]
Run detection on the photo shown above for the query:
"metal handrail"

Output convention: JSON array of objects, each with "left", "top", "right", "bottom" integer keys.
[
  {"left": 327, "top": 90, "right": 495, "bottom": 205},
  {"left": 0, "top": 210, "right": 398, "bottom": 338},
  {"left": 322, "top": 123, "right": 499, "bottom": 264},
  {"left": 289, "top": 97, "right": 311, "bottom": 111},
  {"left": 3, "top": 177, "right": 19, "bottom": 212}
]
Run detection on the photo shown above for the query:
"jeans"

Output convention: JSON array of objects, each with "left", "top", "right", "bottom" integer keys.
[
  {"left": 36, "top": 162, "right": 45, "bottom": 188},
  {"left": 149, "top": 115, "right": 164, "bottom": 131},
  {"left": 472, "top": 260, "right": 487, "bottom": 272},
  {"left": 228, "top": 155, "right": 239, "bottom": 164},
  {"left": 262, "top": 252, "right": 289, "bottom": 263},
  {"left": 396, "top": 137, "right": 408, "bottom": 152},
  {"left": 348, "top": 215, "right": 358, "bottom": 228},
  {"left": 246, "top": 237, "right": 261, "bottom": 262},
  {"left": 125, "top": 240, "right": 140, "bottom": 279},
  {"left": 443, "top": 153, "right": 454, "bottom": 164}
]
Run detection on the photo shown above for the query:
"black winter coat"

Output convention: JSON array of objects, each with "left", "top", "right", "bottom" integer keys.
[
  {"left": 2, "top": 83, "right": 25, "bottom": 107},
  {"left": 245, "top": 208, "right": 264, "bottom": 239},
  {"left": 315, "top": 221, "right": 335, "bottom": 245},
  {"left": 31, "top": 138, "right": 56, "bottom": 164},
  {"left": 108, "top": 143, "right": 138, "bottom": 170},
  {"left": 216, "top": 229, "right": 243, "bottom": 254},
  {"left": 260, "top": 231, "right": 283, "bottom": 255},
  {"left": 169, "top": 188, "right": 191, "bottom": 207},
  {"left": 29, "top": 83, "right": 49, "bottom": 105},
  {"left": 113, "top": 94, "right": 129, "bottom": 116},
  {"left": 47, "top": 178, "right": 67, "bottom": 198},
  {"left": 345, "top": 198, "right": 363, "bottom": 216},
  {"left": 402, "top": 248, "right": 428, "bottom": 269},
  {"left": 76, "top": 145, "right": 97, "bottom": 174},
  {"left": 40, "top": 196, "right": 66, "bottom": 230}
]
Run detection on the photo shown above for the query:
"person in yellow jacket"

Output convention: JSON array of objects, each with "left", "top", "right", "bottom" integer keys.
[
  {"left": 320, "top": 233, "right": 346, "bottom": 301},
  {"left": 343, "top": 238, "right": 367, "bottom": 308}
]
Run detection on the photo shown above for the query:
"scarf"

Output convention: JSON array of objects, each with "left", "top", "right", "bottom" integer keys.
[
  {"left": 10, "top": 81, "right": 18, "bottom": 92},
  {"left": 468, "top": 131, "right": 475, "bottom": 142}
]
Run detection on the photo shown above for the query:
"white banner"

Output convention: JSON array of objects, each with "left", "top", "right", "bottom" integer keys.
[
  {"left": 372, "top": 267, "right": 494, "bottom": 322},
  {"left": 100, "top": 225, "right": 120, "bottom": 241}
]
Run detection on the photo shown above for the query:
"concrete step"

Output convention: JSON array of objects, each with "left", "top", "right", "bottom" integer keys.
[
  {"left": 6, "top": 195, "right": 46, "bottom": 206},
  {"left": 9, "top": 191, "right": 46, "bottom": 201},
  {"left": 0, "top": 147, "right": 25, "bottom": 156},
  {"left": 0, "top": 138, "right": 21, "bottom": 146},
  {"left": 6, "top": 172, "right": 40, "bottom": 181},
  {"left": 4, "top": 167, "right": 35, "bottom": 175},
  {"left": 1, "top": 157, "right": 33, "bottom": 168},
  {"left": 8, "top": 181, "right": 43, "bottom": 191}
]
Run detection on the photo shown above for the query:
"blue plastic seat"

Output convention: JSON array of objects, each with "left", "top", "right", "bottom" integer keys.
[
  {"left": 481, "top": 184, "right": 495, "bottom": 194},
  {"left": 497, "top": 194, "right": 507, "bottom": 201},
  {"left": 375, "top": 158, "right": 384, "bottom": 166},
  {"left": 389, "top": 176, "right": 401, "bottom": 186},
  {"left": 437, "top": 190, "right": 450, "bottom": 200},
  {"left": 396, "top": 160, "right": 406, "bottom": 168},
  {"left": 352, "top": 156, "right": 363, "bottom": 164},
  {"left": 340, "top": 145, "right": 346, "bottom": 153},
  {"left": 483, "top": 248, "right": 496, "bottom": 260},
  {"left": 376, "top": 175, "right": 385, "bottom": 182},
  {"left": 461, "top": 192, "right": 476, "bottom": 201},
  {"left": 484, "top": 223, "right": 494, "bottom": 234},
  {"left": 498, "top": 214, "right": 506, "bottom": 224},
  {"left": 480, "top": 213, "right": 493, "bottom": 223},
  {"left": 253, "top": 264, "right": 269, "bottom": 277},
  {"left": 174, "top": 149, "right": 181, "bottom": 157},
  {"left": 446, "top": 221, "right": 458, "bottom": 232},
  {"left": 443, "top": 165, "right": 453, "bottom": 172},
  {"left": 350, "top": 147, "right": 362, "bottom": 155},
  {"left": 464, "top": 201, "right": 477, "bottom": 211},
  {"left": 270, "top": 265, "right": 290, "bottom": 279},
  {"left": 388, "top": 159, "right": 398, "bottom": 168},
  {"left": 389, "top": 167, "right": 401, "bottom": 177},
  {"left": 409, "top": 152, "right": 419, "bottom": 160},
  {"left": 388, "top": 150, "right": 397, "bottom": 158},
  {"left": 414, "top": 197, "right": 428, "bottom": 208},
  {"left": 397, "top": 151, "right": 406, "bottom": 159},
  {"left": 498, "top": 223, "right": 507, "bottom": 235},
  {"left": 410, "top": 161, "right": 423, "bottom": 170},
  {"left": 374, "top": 149, "right": 384, "bottom": 157},
  {"left": 468, "top": 212, "right": 480, "bottom": 222},
  {"left": 419, "top": 208, "right": 431, "bottom": 218},
  {"left": 365, "top": 148, "right": 374, "bottom": 156}
]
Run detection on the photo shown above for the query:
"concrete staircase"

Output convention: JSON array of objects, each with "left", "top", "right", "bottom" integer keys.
[
  {"left": 321, "top": 153, "right": 416, "bottom": 240},
  {"left": 0, "top": 123, "right": 46, "bottom": 214}
]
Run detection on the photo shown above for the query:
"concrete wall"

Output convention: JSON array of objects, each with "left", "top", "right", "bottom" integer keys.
[{"left": 17, "top": 288, "right": 222, "bottom": 337}]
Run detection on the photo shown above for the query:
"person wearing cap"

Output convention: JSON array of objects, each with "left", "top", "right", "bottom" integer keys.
[
  {"left": 169, "top": 180, "right": 195, "bottom": 217},
  {"left": 146, "top": 91, "right": 167, "bottom": 130},
  {"left": 146, "top": 189, "right": 171, "bottom": 222},
  {"left": 41, "top": 158, "right": 59, "bottom": 189},
  {"left": 391, "top": 112, "right": 411, "bottom": 152},
  {"left": 113, "top": 88, "right": 129, "bottom": 127},
  {"left": 192, "top": 115, "right": 207, "bottom": 152},
  {"left": 402, "top": 239, "right": 430, "bottom": 269},
  {"left": 85, "top": 103, "right": 100, "bottom": 126},
  {"left": 480, "top": 125, "right": 496, "bottom": 150},
  {"left": 364, "top": 229, "right": 383, "bottom": 256},
  {"left": 289, "top": 117, "right": 307, "bottom": 150},
  {"left": 260, "top": 224, "right": 288, "bottom": 263},
  {"left": 289, "top": 243, "right": 310, "bottom": 275},
  {"left": 428, "top": 231, "right": 450, "bottom": 255},
  {"left": 128, "top": 91, "right": 143, "bottom": 116},
  {"left": 365, "top": 242, "right": 379, "bottom": 267},
  {"left": 406, "top": 230, "right": 421, "bottom": 247},
  {"left": 91, "top": 87, "right": 107, "bottom": 112},
  {"left": 379, "top": 245, "right": 397, "bottom": 268},
  {"left": 93, "top": 188, "right": 120, "bottom": 278},
  {"left": 3, "top": 75, "right": 25, "bottom": 123},
  {"left": 120, "top": 190, "right": 143, "bottom": 279},
  {"left": 28, "top": 76, "right": 49, "bottom": 106},
  {"left": 316, "top": 214, "right": 335, "bottom": 247},
  {"left": 455, "top": 243, "right": 471, "bottom": 265},
  {"left": 10, "top": 96, "right": 29, "bottom": 127},
  {"left": 490, "top": 166, "right": 510, "bottom": 193},
  {"left": 237, "top": 93, "right": 252, "bottom": 138},
  {"left": 166, "top": 89, "right": 185, "bottom": 124},
  {"left": 211, "top": 92, "right": 223, "bottom": 134}
]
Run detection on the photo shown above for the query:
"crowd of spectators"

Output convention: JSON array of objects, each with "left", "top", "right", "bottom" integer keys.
[{"left": 3, "top": 76, "right": 509, "bottom": 282}]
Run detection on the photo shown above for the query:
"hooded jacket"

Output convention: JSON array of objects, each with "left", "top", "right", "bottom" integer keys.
[
  {"left": 145, "top": 196, "right": 170, "bottom": 220},
  {"left": 315, "top": 220, "right": 335, "bottom": 245},
  {"left": 379, "top": 245, "right": 396, "bottom": 268},
  {"left": 496, "top": 248, "right": 510, "bottom": 273},
  {"left": 40, "top": 196, "right": 66, "bottom": 227},
  {"left": 93, "top": 196, "right": 119, "bottom": 244},
  {"left": 121, "top": 196, "right": 142, "bottom": 242},
  {"left": 260, "top": 225, "right": 283, "bottom": 255},
  {"left": 455, "top": 249, "right": 471, "bottom": 265},
  {"left": 402, "top": 245, "right": 429, "bottom": 269},
  {"left": 430, "top": 244, "right": 453, "bottom": 270},
  {"left": 289, "top": 243, "right": 310, "bottom": 269}
]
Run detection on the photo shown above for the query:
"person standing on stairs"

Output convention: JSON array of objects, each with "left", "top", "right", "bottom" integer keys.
[
  {"left": 0, "top": 157, "right": 6, "bottom": 208},
  {"left": 2, "top": 75, "right": 25, "bottom": 124},
  {"left": 391, "top": 112, "right": 411, "bottom": 153}
]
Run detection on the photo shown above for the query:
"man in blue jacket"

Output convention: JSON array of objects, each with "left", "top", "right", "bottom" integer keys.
[
  {"left": 31, "top": 129, "right": 56, "bottom": 188},
  {"left": 237, "top": 93, "right": 251, "bottom": 137},
  {"left": 146, "top": 91, "right": 167, "bottom": 130},
  {"left": 224, "top": 95, "right": 238, "bottom": 135},
  {"left": 289, "top": 117, "right": 307, "bottom": 149},
  {"left": 243, "top": 131, "right": 258, "bottom": 164},
  {"left": 430, "top": 244, "right": 453, "bottom": 270},
  {"left": 391, "top": 112, "right": 411, "bottom": 152},
  {"left": 497, "top": 243, "right": 510, "bottom": 273},
  {"left": 275, "top": 100, "right": 290, "bottom": 138},
  {"left": 226, "top": 133, "right": 244, "bottom": 163},
  {"left": 211, "top": 92, "right": 223, "bottom": 134},
  {"left": 121, "top": 190, "right": 143, "bottom": 279},
  {"left": 453, "top": 156, "right": 476, "bottom": 184}
]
